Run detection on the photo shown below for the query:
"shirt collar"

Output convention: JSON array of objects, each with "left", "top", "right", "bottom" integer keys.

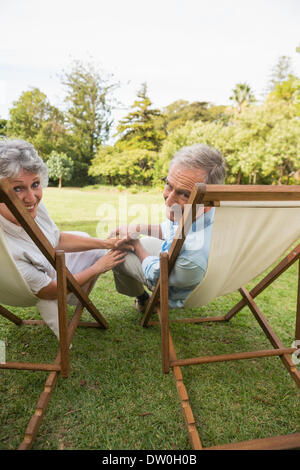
[
  {"left": 168, "top": 207, "right": 215, "bottom": 231},
  {"left": 0, "top": 204, "right": 44, "bottom": 242}
]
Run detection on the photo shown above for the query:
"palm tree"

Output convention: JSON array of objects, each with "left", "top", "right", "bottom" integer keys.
[{"left": 230, "top": 83, "right": 256, "bottom": 112}]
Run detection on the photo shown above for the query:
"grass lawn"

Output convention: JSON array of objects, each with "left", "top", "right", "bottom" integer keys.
[{"left": 0, "top": 186, "right": 299, "bottom": 450}]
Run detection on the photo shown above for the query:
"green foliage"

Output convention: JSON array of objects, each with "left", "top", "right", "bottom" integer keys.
[
  {"left": 267, "top": 55, "right": 294, "bottom": 92},
  {"left": 267, "top": 75, "right": 300, "bottom": 115},
  {"left": 155, "top": 100, "right": 300, "bottom": 185},
  {"left": 47, "top": 151, "right": 74, "bottom": 188},
  {"left": 228, "top": 106, "right": 299, "bottom": 184},
  {"left": 161, "top": 100, "right": 229, "bottom": 133},
  {"left": 6, "top": 88, "right": 71, "bottom": 159},
  {"left": 89, "top": 83, "right": 164, "bottom": 186},
  {"left": 116, "top": 83, "right": 165, "bottom": 152},
  {"left": 89, "top": 145, "right": 158, "bottom": 186},
  {"left": 7, "top": 88, "right": 51, "bottom": 140},
  {"left": 2, "top": 57, "right": 300, "bottom": 188},
  {"left": 99, "top": 92, "right": 230, "bottom": 188},
  {"left": 229, "top": 82, "right": 256, "bottom": 113},
  {"left": 61, "top": 60, "right": 116, "bottom": 165},
  {"left": 70, "top": 160, "right": 96, "bottom": 187}
]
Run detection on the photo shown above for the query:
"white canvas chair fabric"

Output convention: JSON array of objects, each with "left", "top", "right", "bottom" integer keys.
[
  {"left": 0, "top": 224, "right": 37, "bottom": 306},
  {"left": 0, "top": 224, "right": 61, "bottom": 337},
  {"left": 184, "top": 202, "right": 300, "bottom": 308}
]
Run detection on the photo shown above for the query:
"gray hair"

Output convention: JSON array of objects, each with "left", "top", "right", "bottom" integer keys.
[
  {"left": 170, "top": 143, "right": 226, "bottom": 184},
  {"left": 0, "top": 139, "right": 48, "bottom": 187}
]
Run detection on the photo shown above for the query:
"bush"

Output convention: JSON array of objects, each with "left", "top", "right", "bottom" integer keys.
[{"left": 89, "top": 146, "right": 159, "bottom": 186}]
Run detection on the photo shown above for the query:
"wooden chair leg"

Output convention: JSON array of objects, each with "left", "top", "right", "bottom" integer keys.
[
  {"left": 160, "top": 252, "right": 170, "bottom": 374},
  {"left": 18, "top": 284, "right": 93, "bottom": 449},
  {"left": 55, "top": 251, "right": 70, "bottom": 378},
  {"left": 296, "top": 259, "right": 300, "bottom": 342},
  {"left": 294, "top": 259, "right": 300, "bottom": 366},
  {"left": 0, "top": 304, "right": 23, "bottom": 325},
  {"left": 0, "top": 295, "right": 64, "bottom": 373}
]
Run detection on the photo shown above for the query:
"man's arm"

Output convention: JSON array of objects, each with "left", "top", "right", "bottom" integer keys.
[
  {"left": 57, "top": 232, "right": 133, "bottom": 252},
  {"left": 132, "top": 239, "right": 206, "bottom": 290},
  {"left": 111, "top": 224, "right": 163, "bottom": 241}
]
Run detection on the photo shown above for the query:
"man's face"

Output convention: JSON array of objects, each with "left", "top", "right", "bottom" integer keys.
[{"left": 163, "top": 164, "right": 207, "bottom": 221}]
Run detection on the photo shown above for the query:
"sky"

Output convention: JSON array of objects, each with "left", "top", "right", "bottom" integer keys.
[{"left": 0, "top": 0, "right": 300, "bottom": 127}]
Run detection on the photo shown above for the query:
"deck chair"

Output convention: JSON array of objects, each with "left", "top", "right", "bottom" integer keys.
[
  {"left": 141, "top": 183, "right": 300, "bottom": 450},
  {"left": 0, "top": 178, "right": 108, "bottom": 449}
]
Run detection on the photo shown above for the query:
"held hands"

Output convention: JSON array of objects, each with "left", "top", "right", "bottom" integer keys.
[
  {"left": 107, "top": 226, "right": 148, "bottom": 262},
  {"left": 108, "top": 225, "right": 140, "bottom": 251},
  {"left": 109, "top": 225, "right": 140, "bottom": 241},
  {"left": 105, "top": 235, "right": 135, "bottom": 252},
  {"left": 94, "top": 229, "right": 139, "bottom": 275}
]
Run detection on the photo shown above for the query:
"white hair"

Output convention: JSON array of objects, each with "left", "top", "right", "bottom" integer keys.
[
  {"left": 170, "top": 143, "right": 226, "bottom": 184},
  {"left": 0, "top": 139, "right": 48, "bottom": 187}
]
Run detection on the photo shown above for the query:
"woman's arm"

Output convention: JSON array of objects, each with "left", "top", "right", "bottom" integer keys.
[
  {"left": 56, "top": 232, "right": 120, "bottom": 252},
  {"left": 36, "top": 249, "right": 126, "bottom": 300}
]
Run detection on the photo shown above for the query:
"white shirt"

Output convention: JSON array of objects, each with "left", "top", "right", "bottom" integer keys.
[{"left": 0, "top": 202, "right": 60, "bottom": 294}]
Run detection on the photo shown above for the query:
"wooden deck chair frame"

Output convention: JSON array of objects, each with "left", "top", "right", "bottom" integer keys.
[
  {"left": 0, "top": 179, "right": 108, "bottom": 449},
  {"left": 141, "top": 183, "right": 300, "bottom": 451}
]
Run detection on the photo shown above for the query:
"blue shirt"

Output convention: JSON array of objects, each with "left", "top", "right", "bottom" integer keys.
[{"left": 141, "top": 208, "right": 215, "bottom": 308}]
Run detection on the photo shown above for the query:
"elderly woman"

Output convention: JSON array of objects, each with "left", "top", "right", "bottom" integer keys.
[{"left": 0, "top": 139, "right": 128, "bottom": 337}]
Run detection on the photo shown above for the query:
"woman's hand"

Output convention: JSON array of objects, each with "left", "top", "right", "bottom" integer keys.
[
  {"left": 93, "top": 249, "right": 127, "bottom": 274},
  {"left": 37, "top": 249, "right": 127, "bottom": 300}
]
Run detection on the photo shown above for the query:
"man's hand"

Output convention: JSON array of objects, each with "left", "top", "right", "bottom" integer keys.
[
  {"left": 105, "top": 236, "right": 135, "bottom": 252},
  {"left": 109, "top": 223, "right": 162, "bottom": 240},
  {"left": 109, "top": 224, "right": 140, "bottom": 241}
]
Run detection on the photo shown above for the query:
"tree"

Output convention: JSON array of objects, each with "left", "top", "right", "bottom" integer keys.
[
  {"left": 160, "top": 100, "right": 228, "bottom": 133},
  {"left": 61, "top": 60, "right": 116, "bottom": 165},
  {"left": 162, "top": 100, "right": 207, "bottom": 132},
  {"left": 7, "top": 88, "right": 51, "bottom": 140},
  {"left": 155, "top": 100, "right": 300, "bottom": 186},
  {"left": 267, "top": 74, "right": 300, "bottom": 105},
  {"left": 6, "top": 88, "right": 69, "bottom": 159},
  {"left": 89, "top": 146, "right": 158, "bottom": 186},
  {"left": 47, "top": 151, "right": 74, "bottom": 188},
  {"left": 116, "top": 83, "right": 165, "bottom": 151},
  {"left": 267, "top": 55, "right": 294, "bottom": 92},
  {"left": 229, "top": 83, "right": 256, "bottom": 113}
]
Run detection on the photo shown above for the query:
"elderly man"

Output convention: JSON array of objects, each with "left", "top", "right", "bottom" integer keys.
[{"left": 112, "top": 143, "right": 226, "bottom": 311}]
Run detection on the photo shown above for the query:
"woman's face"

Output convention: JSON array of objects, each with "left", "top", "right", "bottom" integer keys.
[{"left": 0, "top": 170, "right": 43, "bottom": 224}]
